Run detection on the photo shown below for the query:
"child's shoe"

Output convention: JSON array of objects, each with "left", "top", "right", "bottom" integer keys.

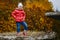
[
  {"left": 23, "top": 31, "right": 27, "bottom": 37},
  {"left": 16, "top": 32, "right": 21, "bottom": 36}
]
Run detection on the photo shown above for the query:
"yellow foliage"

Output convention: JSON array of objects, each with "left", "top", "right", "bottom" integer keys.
[{"left": 0, "top": 0, "right": 54, "bottom": 32}]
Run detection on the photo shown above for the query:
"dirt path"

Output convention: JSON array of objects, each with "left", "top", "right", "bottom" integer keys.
[{"left": 0, "top": 31, "right": 56, "bottom": 40}]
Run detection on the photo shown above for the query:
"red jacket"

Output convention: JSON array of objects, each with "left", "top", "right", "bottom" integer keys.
[{"left": 11, "top": 9, "right": 26, "bottom": 22}]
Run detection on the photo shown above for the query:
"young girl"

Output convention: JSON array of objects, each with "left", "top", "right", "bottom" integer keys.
[{"left": 11, "top": 3, "right": 28, "bottom": 36}]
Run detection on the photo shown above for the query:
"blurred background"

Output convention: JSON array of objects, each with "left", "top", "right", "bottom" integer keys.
[{"left": 0, "top": 0, "right": 60, "bottom": 37}]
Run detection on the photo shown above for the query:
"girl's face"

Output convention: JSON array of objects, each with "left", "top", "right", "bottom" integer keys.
[{"left": 18, "top": 6, "right": 23, "bottom": 10}]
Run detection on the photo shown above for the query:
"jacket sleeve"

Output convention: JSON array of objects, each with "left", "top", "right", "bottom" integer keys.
[{"left": 11, "top": 10, "right": 16, "bottom": 19}]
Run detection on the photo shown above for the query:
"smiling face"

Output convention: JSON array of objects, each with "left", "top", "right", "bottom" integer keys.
[
  {"left": 18, "top": 6, "right": 23, "bottom": 10},
  {"left": 18, "top": 3, "right": 23, "bottom": 10}
]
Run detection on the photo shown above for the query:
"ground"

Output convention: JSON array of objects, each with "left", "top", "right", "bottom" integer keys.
[{"left": 0, "top": 31, "right": 56, "bottom": 40}]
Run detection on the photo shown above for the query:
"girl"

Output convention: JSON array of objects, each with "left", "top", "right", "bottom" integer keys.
[{"left": 11, "top": 3, "right": 28, "bottom": 36}]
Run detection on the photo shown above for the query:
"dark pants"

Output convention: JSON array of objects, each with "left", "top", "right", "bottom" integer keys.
[{"left": 16, "top": 21, "right": 28, "bottom": 33}]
